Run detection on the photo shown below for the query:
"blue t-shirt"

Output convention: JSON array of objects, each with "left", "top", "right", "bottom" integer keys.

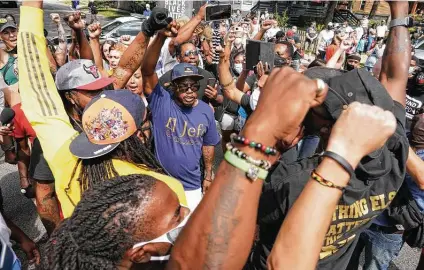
[{"left": 148, "top": 84, "right": 220, "bottom": 190}]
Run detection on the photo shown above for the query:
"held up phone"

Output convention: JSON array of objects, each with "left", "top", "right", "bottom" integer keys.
[
  {"left": 208, "top": 78, "right": 217, "bottom": 87},
  {"left": 245, "top": 40, "right": 275, "bottom": 71},
  {"left": 205, "top": 4, "right": 232, "bottom": 21}
]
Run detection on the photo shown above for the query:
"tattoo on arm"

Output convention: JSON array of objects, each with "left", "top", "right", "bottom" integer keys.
[
  {"left": 114, "top": 37, "right": 148, "bottom": 89},
  {"left": 202, "top": 145, "right": 214, "bottom": 177},
  {"left": 204, "top": 167, "right": 244, "bottom": 269}
]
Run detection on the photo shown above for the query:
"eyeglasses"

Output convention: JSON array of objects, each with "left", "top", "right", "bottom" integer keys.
[
  {"left": 183, "top": 50, "right": 199, "bottom": 57},
  {"left": 177, "top": 83, "right": 200, "bottom": 92}
]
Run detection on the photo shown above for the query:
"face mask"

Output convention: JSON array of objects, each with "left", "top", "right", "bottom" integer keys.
[
  {"left": 234, "top": 63, "right": 243, "bottom": 74},
  {"left": 234, "top": 37, "right": 242, "bottom": 46},
  {"left": 346, "top": 63, "right": 355, "bottom": 71}
]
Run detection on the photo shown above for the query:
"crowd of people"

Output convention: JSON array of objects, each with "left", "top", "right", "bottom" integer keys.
[{"left": 0, "top": 0, "right": 424, "bottom": 269}]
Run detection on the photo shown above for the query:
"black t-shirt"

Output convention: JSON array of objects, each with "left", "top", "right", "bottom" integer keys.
[
  {"left": 405, "top": 90, "right": 424, "bottom": 131},
  {"left": 159, "top": 67, "right": 219, "bottom": 104},
  {"left": 247, "top": 101, "right": 409, "bottom": 270}
]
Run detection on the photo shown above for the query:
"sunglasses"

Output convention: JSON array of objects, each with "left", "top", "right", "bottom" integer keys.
[
  {"left": 177, "top": 83, "right": 200, "bottom": 92},
  {"left": 183, "top": 50, "right": 199, "bottom": 57}
]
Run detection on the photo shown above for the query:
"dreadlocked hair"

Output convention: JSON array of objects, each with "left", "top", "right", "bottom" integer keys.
[
  {"left": 46, "top": 174, "right": 157, "bottom": 270},
  {"left": 72, "top": 133, "right": 166, "bottom": 193}
]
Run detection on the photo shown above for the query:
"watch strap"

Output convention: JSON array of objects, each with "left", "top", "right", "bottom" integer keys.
[{"left": 389, "top": 17, "right": 410, "bottom": 29}]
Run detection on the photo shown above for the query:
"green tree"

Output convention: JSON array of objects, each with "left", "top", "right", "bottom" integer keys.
[{"left": 274, "top": 9, "right": 289, "bottom": 28}]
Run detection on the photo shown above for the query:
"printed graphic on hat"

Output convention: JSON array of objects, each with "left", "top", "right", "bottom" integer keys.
[
  {"left": 82, "top": 98, "right": 137, "bottom": 145},
  {"left": 406, "top": 94, "right": 423, "bottom": 120},
  {"left": 184, "top": 67, "right": 194, "bottom": 73},
  {"left": 85, "top": 107, "right": 129, "bottom": 143},
  {"left": 83, "top": 64, "right": 100, "bottom": 79}
]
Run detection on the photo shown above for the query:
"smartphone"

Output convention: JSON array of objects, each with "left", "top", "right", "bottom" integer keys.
[
  {"left": 205, "top": 4, "right": 232, "bottom": 21},
  {"left": 208, "top": 78, "right": 217, "bottom": 87}
]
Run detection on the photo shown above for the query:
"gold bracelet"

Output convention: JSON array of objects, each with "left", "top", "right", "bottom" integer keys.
[
  {"left": 221, "top": 79, "right": 234, "bottom": 88},
  {"left": 311, "top": 170, "right": 346, "bottom": 191}
]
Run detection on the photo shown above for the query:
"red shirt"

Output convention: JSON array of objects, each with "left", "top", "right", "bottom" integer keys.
[
  {"left": 325, "top": 44, "right": 339, "bottom": 62},
  {"left": 12, "top": 103, "right": 36, "bottom": 144}
]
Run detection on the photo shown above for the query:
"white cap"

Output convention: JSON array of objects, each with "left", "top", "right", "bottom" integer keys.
[{"left": 328, "top": 22, "right": 333, "bottom": 26}]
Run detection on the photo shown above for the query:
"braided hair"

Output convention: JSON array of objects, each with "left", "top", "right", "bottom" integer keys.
[
  {"left": 71, "top": 134, "right": 166, "bottom": 194},
  {"left": 47, "top": 174, "right": 156, "bottom": 270}
]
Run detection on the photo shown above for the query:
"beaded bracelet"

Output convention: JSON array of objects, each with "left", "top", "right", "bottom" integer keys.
[
  {"left": 226, "top": 143, "right": 272, "bottom": 170},
  {"left": 311, "top": 170, "right": 346, "bottom": 192},
  {"left": 230, "top": 133, "right": 277, "bottom": 156}
]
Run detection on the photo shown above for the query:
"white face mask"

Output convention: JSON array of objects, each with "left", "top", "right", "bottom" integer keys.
[{"left": 234, "top": 63, "right": 243, "bottom": 74}]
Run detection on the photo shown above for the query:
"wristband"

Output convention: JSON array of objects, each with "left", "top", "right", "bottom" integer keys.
[
  {"left": 221, "top": 79, "right": 234, "bottom": 88},
  {"left": 311, "top": 170, "right": 346, "bottom": 191},
  {"left": 321, "top": 151, "right": 354, "bottom": 177},
  {"left": 224, "top": 151, "right": 268, "bottom": 181}
]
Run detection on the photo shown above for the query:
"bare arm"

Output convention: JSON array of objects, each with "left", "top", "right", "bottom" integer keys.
[
  {"left": 202, "top": 145, "right": 214, "bottom": 181},
  {"left": 406, "top": 146, "right": 424, "bottom": 190},
  {"left": 168, "top": 66, "right": 328, "bottom": 270},
  {"left": 51, "top": 13, "right": 67, "bottom": 67},
  {"left": 142, "top": 33, "right": 167, "bottom": 96},
  {"left": 236, "top": 69, "right": 249, "bottom": 91},
  {"left": 268, "top": 103, "right": 396, "bottom": 270},
  {"left": 16, "top": 138, "right": 31, "bottom": 189},
  {"left": 75, "top": 29, "right": 93, "bottom": 61},
  {"left": 379, "top": 2, "right": 410, "bottom": 106},
  {"left": 168, "top": 4, "right": 205, "bottom": 56},
  {"left": 326, "top": 45, "right": 348, "bottom": 69},
  {"left": 113, "top": 31, "right": 150, "bottom": 89},
  {"left": 253, "top": 20, "right": 273, "bottom": 41},
  {"left": 45, "top": 42, "right": 58, "bottom": 74},
  {"left": 218, "top": 39, "right": 245, "bottom": 105}
]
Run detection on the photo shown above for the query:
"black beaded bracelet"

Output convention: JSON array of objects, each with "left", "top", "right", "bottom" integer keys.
[
  {"left": 226, "top": 143, "right": 272, "bottom": 170},
  {"left": 321, "top": 151, "right": 354, "bottom": 177},
  {"left": 230, "top": 133, "right": 277, "bottom": 156}
]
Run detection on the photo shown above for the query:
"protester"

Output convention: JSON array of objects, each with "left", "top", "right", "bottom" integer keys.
[
  {"left": 316, "top": 22, "right": 335, "bottom": 60},
  {"left": 18, "top": 2, "right": 187, "bottom": 221},
  {"left": 143, "top": 26, "right": 221, "bottom": 210},
  {"left": 47, "top": 174, "right": 189, "bottom": 269},
  {"left": 305, "top": 21, "right": 318, "bottom": 60},
  {"left": 167, "top": 2, "right": 411, "bottom": 270},
  {"left": 3, "top": 0, "right": 423, "bottom": 268}
]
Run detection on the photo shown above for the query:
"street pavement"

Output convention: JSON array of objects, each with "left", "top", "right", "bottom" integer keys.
[{"left": 0, "top": 1, "right": 422, "bottom": 269}]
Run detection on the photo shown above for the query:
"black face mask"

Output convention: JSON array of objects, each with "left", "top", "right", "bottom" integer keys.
[
  {"left": 7, "top": 45, "right": 17, "bottom": 55},
  {"left": 346, "top": 63, "right": 355, "bottom": 71}
]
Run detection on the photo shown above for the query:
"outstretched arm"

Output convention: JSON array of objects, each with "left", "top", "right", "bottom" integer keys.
[
  {"left": 51, "top": 13, "right": 67, "bottom": 67},
  {"left": 87, "top": 23, "right": 108, "bottom": 77},
  {"left": 113, "top": 31, "right": 150, "bottom": 89},
  {"left": 168, "top": 4, "right": 206, "bottom": 56},
  {"left": 168, "top": 67, "right": 328, "bottom": 270},
  {"left": 142, "top": 34, "right": 167, "bottom": 96},
  {"left": 66, "top": 12, "right": 94, "bottom": 61},
  {"left": 19, "top": 0, "right": 78, "bottom": 178},
  {"left": 379, "top": 1, "right": 411, "bottom": 106}
]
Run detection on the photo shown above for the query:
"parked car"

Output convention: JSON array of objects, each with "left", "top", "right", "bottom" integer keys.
[
  {"left": 100, "top": 20, "right": 144, "bottom": 43},
  {"left": 99, "top": 14, "right": 145, "bottom": 43},
  {"left": 0, "top": 1, "right": 18, "bottom": 8}
]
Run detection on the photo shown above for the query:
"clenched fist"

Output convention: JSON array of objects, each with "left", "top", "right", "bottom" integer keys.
[
  {"left": 87, "top": 22, "right": 102, "bottom": 39},
  {"left": 50, "top": 13, "right": 61, "bottom": 24},
  {"left": 326, "top": 102, "right": 396, "bottom": 168}
]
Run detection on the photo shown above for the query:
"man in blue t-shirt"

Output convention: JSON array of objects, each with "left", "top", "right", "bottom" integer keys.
[{"left": 143, "top": 28, "right": 220, "bottom": 211}]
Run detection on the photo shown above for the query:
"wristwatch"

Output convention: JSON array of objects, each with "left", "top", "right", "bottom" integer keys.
[{"left": 389, "top": 17, "right": 414, "bottom": 29}]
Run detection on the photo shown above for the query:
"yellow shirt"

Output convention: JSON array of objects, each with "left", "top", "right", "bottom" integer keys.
[{"left": 18, "top": 6, "right": 187, "bottom": 218}]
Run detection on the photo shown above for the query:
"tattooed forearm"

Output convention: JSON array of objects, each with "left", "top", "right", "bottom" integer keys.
[
  {"left": 202, "top": 145, "right": 214, "bottom": 178},
  {"left": 113, "top": 34, "right": 149, "bottom": 89},
  {"left": 204, "top": 166, "right": 245, "bottom": 269}
]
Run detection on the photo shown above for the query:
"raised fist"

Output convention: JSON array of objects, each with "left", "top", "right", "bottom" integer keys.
[
  {"left": 87, "top": 22, "right": 102, "bottom": 39},
  {"left": 65, "top": 11, "right": 85, "bottom": 30},
  {"left": 50, "top": 13, "right": 61, "bottom": 24}
]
